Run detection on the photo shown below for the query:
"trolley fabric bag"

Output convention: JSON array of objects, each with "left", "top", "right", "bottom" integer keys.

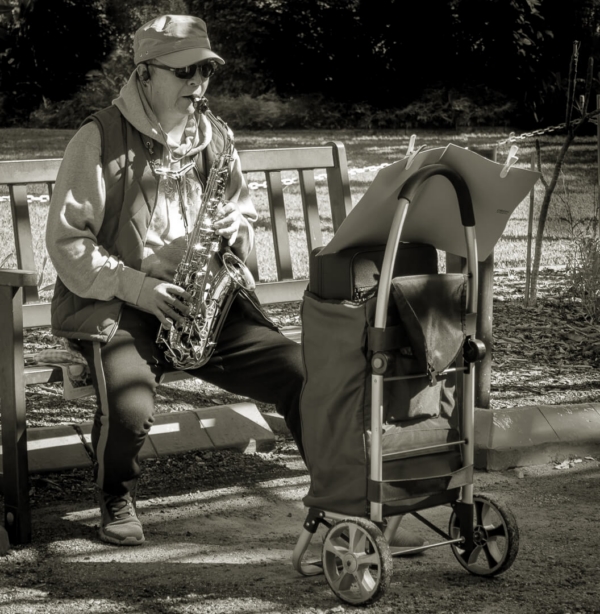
[{"left": 299, "top": 273, "right": 467, "bottom": 517}]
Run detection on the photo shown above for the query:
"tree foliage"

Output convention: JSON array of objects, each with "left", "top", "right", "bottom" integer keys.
[
  {"left": 2, "top": 0, "right": 600, "bottom": 128},
  {"left": 0, "top": 0, "right": 113, "bottom": 124},
  {"left": 192, "top": 0, "right": 564, "bottom": 121}
]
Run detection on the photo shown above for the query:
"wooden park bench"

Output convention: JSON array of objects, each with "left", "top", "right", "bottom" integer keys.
[{"left": 0, "top": 142, "right": 353, "bottom": 546}]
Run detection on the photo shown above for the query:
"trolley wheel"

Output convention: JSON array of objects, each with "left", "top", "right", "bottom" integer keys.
[
  {"left": 322, "top": 517, "right": 392, "bottom": 606},
  {"left": 449, "top": 494, "right": 519, "bottom": 577}
]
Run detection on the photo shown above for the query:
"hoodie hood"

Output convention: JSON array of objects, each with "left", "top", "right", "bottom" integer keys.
[{"left": 112, "top": 70, "right": 212, "bottom": 159}]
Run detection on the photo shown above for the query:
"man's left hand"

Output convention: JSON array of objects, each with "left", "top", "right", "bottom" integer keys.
[{"left": 213, "top": 201, "right": 243, "bottom": 246}]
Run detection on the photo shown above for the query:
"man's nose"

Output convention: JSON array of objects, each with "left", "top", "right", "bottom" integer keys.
[{"left": 188, "top": 67, "right": 208, "bottom": 86}]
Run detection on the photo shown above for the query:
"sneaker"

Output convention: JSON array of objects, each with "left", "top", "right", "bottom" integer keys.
[{"left": 99, "top": 491, "right": 145, "bottom": 546}]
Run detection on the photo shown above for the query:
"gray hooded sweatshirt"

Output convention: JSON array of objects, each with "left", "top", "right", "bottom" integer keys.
[{"left": 46, "top": 70, "right": 257, "bottom": 310}]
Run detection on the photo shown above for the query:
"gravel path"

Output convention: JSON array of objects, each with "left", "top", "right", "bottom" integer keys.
[
  {"left": 0, "top": 443, "right": 599, "bottom": 614},
  {"left": 3, "top": 267, "right": 600, "bottom": 612}
]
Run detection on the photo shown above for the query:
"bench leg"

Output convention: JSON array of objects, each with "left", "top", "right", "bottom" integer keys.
[{"left": 0, "top": 286, "right": 31, "bottom": 545}]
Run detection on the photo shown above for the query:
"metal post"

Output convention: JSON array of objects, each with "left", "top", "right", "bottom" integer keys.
[{"left": 446, "top": 145, "right": 496, "bottom": 409}]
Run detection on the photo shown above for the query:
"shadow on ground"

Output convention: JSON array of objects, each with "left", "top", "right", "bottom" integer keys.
[{"left": 1, "top": 445, "right": 599, "bottom": 614}]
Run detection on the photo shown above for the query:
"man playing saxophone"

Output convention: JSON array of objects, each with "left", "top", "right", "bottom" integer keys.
[
  {"left": 46, "top": 14, "right": 304, "bottom": 546},
  {"left": 46, "top": 13, "right": 424, "bottom": 553}
]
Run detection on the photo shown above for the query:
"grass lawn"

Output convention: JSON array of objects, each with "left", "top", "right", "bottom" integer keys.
[{"left": 1, "top": 126, "right": 598, "bottom": 293}]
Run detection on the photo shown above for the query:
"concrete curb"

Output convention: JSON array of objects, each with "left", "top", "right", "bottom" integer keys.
[
  {"left": 2, "top": 403, "right": 599, "bottom": 475},
  {"left": 0, "top": 403, "right": 275, "bottom": 475},
  {"left": 266, "top": 405, "right": 600, "bottom": 471},
  {"left": 474, "top": 403, "right": 600, "bottom": 470}
]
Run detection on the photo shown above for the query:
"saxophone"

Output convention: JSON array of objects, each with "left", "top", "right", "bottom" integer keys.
[{"left": 156, "top": 97, "right": 256, "bottom": 370}]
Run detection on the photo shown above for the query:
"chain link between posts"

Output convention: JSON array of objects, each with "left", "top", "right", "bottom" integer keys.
[
  {"left": 0, "top": 194, "right": 51, "bottom": 203},
  {"left": 245, "top": 162, "right": 391, "bottom": 191},
  {"left": 496, "top": 110, "right": 599, "bottom": 146},
  {"left": 0, "top": 163, "right": 393, "bottom": 201}
]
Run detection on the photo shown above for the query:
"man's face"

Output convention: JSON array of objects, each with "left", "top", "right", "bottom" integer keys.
[{"left": 145, "top": 61, "right": 210, "bottom": 120}]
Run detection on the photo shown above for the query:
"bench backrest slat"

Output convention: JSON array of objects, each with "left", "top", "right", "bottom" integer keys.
[
  {"left": 265, "top": 171, "right": 294, "bottom": 280},
  {"left": 239, "top": 146, "right": 336, "bottom": 172},
  {"left": 326, "top": 143, "right": 353, "bottom": 232},
  {"left": 0, "top": 158, "right": 62, "bottom": 184},
  {"left": 244, "top": 244, "right": 260, "bottom": 280},
  {"left": 253, "top": 279, "right": 309, "bottom": 304},
  {"left": 10, "top": 185, "right": 40, "bottom": 304},
  {"left": 298, "top": 169, "right": 322, "bottom": 254}
]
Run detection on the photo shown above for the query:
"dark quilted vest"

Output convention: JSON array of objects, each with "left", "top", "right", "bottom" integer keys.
[{"left": 51, "top": 105, "right": 225, "bottom": 342}]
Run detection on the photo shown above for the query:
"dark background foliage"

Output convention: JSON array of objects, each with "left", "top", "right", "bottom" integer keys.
[{"left": 0, "top": 0, "right": 599, "bottom": 129}]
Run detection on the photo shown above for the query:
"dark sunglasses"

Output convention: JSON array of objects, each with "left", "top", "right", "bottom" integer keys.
[{"left": 149, "top": 61, "right": 217, "bottom": 80}]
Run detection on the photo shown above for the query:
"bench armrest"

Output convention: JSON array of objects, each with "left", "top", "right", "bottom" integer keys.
[{"left": 0, "top": 268, "right": 38, "bottom": 288}]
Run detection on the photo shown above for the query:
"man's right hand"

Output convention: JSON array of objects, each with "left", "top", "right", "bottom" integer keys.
[{"left": 136, "top": 277, "right": 192, "bottom": 329}]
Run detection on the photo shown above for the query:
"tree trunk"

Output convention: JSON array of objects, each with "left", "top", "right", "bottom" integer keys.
[{"left": 529, "top": 131, "right": 575, "bottom": 305}]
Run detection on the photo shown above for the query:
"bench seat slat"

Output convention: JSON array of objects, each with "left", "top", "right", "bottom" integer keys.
[
  {"left": 23, "top": 302, "right": 52, "bottom": 329},
  {"left": 24, "top": 365, "right": 64, "bottom": 385},
  {"left": 25, "top": 325, "right": 302, "bottom": 388}
]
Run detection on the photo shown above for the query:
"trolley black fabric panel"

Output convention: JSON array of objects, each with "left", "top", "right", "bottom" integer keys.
[
  {"left": 390, "top": 274, "right": 467, "bottom": 380},
  {"left": 300, "top": 294, "right": 372, "bottom": 516},
  {"left": 300, "top": 274, "right": 468, "bottom": 517},
  {"left": 308, "top": 243, "right": 438, "bottom": 301}
]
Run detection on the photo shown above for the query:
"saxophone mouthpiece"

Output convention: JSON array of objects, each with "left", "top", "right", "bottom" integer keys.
[{"left": 193, "top": 96, "right": 208, "bottom": 113}]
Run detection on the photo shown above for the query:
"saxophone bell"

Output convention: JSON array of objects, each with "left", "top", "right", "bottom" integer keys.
[{"left": 222, "top": 249, "right": 256, "bottom": 292}]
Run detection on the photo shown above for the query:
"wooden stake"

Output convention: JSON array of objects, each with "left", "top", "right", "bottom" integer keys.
[
  {"left": 597, "top": 94, "right": 600, "bottom": 236},
  {"left": 525, "top": 151, "right": 536, "bottom": 306}
]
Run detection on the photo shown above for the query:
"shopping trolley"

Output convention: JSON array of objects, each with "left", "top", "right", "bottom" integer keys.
[{"left": 292, "top": 163, "right": 519, "bottom": 605}]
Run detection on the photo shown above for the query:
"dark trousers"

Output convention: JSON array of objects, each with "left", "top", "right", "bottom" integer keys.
[{"left": 78, "top": 301, "right": 304, "bottom": 496}]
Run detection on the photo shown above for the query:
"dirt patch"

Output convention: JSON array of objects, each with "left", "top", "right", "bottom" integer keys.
[{"left": 22, "top": 268, "right": 600, "bottom": 428}]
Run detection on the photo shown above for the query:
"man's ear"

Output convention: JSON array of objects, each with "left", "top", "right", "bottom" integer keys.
[{"left": 137, "top": 64, "right": 150, "bottom": 83}]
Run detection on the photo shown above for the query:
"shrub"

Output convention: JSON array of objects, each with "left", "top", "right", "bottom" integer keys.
[
  {"left": 388, "top": 88, "right": 516, "bottom": 130},
  {"left": 561, "top": 195, "right": 600, "bottom": 322},
  {"left": 29, "top": 82, "right": 517, "bottom": 131},
  {"left": 565, "top": 236, "right": 600, "bottom": 322},
  {"left": 29, "top": 45, "right": 135, "bottom": 129}
]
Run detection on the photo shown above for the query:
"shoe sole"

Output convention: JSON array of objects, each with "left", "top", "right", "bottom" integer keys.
[{"left": 99, "top": 528, "right": 145, "bottom": 546}]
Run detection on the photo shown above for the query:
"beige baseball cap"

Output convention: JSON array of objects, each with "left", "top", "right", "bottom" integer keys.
[{"left": 134, "top": 15, "right": 225, "bottom": 67}]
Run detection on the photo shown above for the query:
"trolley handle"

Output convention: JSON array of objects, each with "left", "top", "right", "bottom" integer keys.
[
  {"left": 398, "top": 164, "right": 475, "bottom": 228},
  {"left": 373, "top": 163, "right": 478, "bottom": 330}
]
